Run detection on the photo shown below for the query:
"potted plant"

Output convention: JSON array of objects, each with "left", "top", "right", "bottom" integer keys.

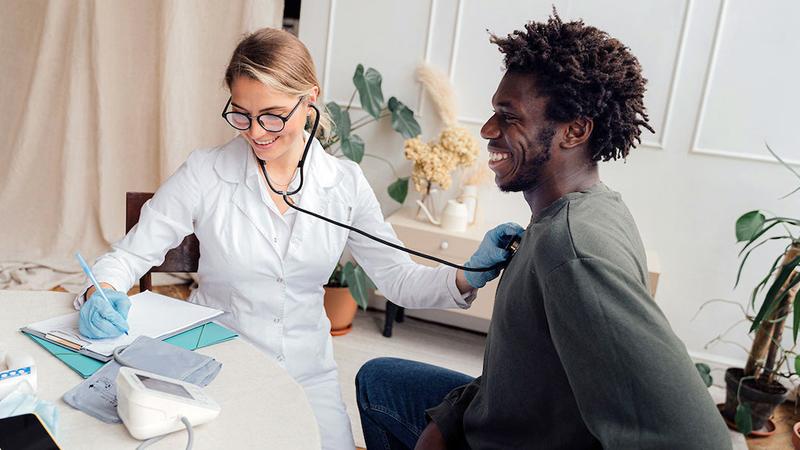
[
  {"left": 324, "top": 261, "right": 374, "bottom": 335},
  {"left": 715, "top": 146, "right": 800, "bottom": 435},
  {"left": 319, "top": 64, "right": 420, "bottom": 331},
  {"left": 320, "top": 63, "right": 422, "bottom": 205}
]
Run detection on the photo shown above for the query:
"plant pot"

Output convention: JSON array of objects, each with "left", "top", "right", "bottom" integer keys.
[
  {"left": 722, "top": 367, "right": 788, "bottom": 432},
  {"left": 323, "top": 286, "right": 358, "bottom": 336}
]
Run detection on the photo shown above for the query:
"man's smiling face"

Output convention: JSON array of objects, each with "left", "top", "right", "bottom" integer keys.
[{"left": 481, "top": 71, "right": 558, "bottom": 192}]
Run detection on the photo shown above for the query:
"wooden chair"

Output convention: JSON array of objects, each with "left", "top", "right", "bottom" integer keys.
[{"left": 126, "top": 192, "right": 200, "bottom": 292}]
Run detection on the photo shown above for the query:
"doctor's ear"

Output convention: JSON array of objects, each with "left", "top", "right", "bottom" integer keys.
[{"left": 307, "top": 86, "right": 320, "bottom": 108}]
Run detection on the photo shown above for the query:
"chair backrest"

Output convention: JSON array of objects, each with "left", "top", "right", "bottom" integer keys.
[{"left": 126, "top": 192, "right": 200, "bottom": 292}]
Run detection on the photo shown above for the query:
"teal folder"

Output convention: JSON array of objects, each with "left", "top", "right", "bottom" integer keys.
[{"left": 23, "top": 322, "right": 238, "bottom": 379}]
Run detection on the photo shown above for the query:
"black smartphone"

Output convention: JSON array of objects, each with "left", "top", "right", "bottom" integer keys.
[{"left": 0, "top": 413, "right": 60, "bottom": 450}]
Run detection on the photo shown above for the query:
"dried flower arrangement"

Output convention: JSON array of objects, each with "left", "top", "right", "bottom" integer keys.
[{"left": 403, "top": 65, "right": 480, "bottom": 199}]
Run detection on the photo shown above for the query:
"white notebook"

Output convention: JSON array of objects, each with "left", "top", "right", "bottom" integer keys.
[{"left": 21, "top": 290, "right": 223, "bottom": 362}]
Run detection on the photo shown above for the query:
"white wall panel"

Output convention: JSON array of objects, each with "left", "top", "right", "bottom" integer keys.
[
  {"left": 693, "top": 0, "right": 800, "bottom": 164},
  {"left": 322, "top": 0, "right": 433, "bottom": 110}
]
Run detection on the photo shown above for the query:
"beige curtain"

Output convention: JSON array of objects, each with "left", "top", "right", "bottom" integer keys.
[{"left": 0, "top": 0, "right": 284, "bottom": 291}]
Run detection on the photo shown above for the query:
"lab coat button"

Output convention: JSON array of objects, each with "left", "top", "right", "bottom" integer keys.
[
  {"left": 273, "top": 317, "right": 281, "bottom": 324},
  {"left": 277, "top": 355, "right": 285, "bottom": 362},
  {"left": 276, "top": 277, "right": 284, "bottom": 283}
]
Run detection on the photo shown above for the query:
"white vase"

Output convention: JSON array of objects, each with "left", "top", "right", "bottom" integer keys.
[
  {"left": 440, "top": 200, "right": 469, "bottom": 232},
  {"left": 416, "top": 187, "right": 442, "bottom": 224},
  {"left": 460, "top": 185, "right": 478, "bottom": 224}
]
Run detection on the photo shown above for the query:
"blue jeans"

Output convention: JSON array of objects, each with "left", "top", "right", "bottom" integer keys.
[{"left": 355, "top": 357, "right": 474, "bottom": 450}]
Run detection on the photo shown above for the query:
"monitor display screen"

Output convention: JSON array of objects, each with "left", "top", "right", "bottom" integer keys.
[{"left": 137, "top": 374, "right": 193, "bottom": 399}]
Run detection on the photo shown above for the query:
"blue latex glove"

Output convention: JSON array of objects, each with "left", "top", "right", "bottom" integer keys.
[
  {"left": 0, "top": 389, "right": 60, "bottom": 437},
  {"left": 79, "top": 288, "right": 131, "bottom": 339},
  {"left": 464, "top": 222, "right": 525, "bottom": 289}
]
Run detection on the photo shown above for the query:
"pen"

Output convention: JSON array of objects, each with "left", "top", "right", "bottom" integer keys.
[{"left": 75, "top": 252, "right": 128, "bottom": 335}]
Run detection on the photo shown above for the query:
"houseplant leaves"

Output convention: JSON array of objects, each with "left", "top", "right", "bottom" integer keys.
[
  {"left": 388, "top": 177, "right": 409, "bottom": 204},
  {"left": 340, "top": 134, "right": 365, "bottom": 163},
  {"left": 342, "top": 261, "right": 374, "bottom": 310},
  {"left": 353, "top": 64, "right": 384, "bottom": 120},
  {"left": 388, "top": 97, "right": 421, "bottom": 139}
]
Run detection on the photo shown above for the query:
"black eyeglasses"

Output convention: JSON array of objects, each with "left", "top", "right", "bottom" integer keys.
[{"left": 221, "top": 96, "right": 304, "bottom": 132}]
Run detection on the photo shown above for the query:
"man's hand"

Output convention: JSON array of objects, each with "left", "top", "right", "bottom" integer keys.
[
  {"left": 414, "top": 422, "right": 447, "bottom": 450},
  {"left": 463, "top": 222, "right": 525, "bottom": 289}
]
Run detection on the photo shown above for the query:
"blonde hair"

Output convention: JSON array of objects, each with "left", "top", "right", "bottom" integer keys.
[{"left": 225, "top": 28, "right": 332, "bottom": 138}]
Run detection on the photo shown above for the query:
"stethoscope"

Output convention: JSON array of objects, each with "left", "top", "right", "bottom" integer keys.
[{"left": 255, "top": 102, "right": 519, "bottom": 273}]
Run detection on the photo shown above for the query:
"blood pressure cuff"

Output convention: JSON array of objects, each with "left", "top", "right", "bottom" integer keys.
[{"left": 62, "top": 336, "right": 222, "bottom": 423}]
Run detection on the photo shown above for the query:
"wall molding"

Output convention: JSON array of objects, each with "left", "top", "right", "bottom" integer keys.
[
  {"left": 320, "top": 0, "right": 336, "bottom": 106},
  {"left": 689, "top": 0, "right": 800, "bottom": 166},
  {"left": 321, "top": 0, "right": 436, "bottom": 114}
]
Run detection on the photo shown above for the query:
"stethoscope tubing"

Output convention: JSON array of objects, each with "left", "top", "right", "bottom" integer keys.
[{"left": 256, "top": 102, "right": 507, "bottom": 273}]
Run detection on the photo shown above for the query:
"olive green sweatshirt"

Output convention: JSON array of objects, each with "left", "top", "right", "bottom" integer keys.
[{"left": 427, "top": 184, "right": 731, "bottom": 449}]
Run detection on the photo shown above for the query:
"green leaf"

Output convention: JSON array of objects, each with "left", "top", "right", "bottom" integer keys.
[
  {"left": 750, "top": 251, "right": 788, "bottom": 308},
  {"left": 387, "top": 97, "right": 421, "bottom": 139},
  {"left": 326, "top": 102, "right": 351, "bottom": 140},
  {"left": 736, "top": 211, "right": 765, "bottom": 242},
  {"left": 735, "top": 236, "right": 791, "bottom": 288},
  {"left": 750, "top": 255, "right": 800, "bottom": 332},
  {"left": 735, "top": 403, "right": 752, "bottom": 435},
  {"left": 341, "top": 261, "right": 355, "bottom": 286},
  {"left": 388, "top": 177, "right": 409, "bottom": 204},
  {"left": 345, "top": 264, "right": 375, "bottom": 310},
  {"left": 795, "top": 355, "right": 800, "bottom": 375},
  {"left": 340, "top": 134, "right": 365, "bottom": 163},
  {"left": 739, "top": 221, "right": 783, "bottom": 256},
  {"left": 694, "top": 363, "right": 713, "bottom": 387},
  {"left": 353, "top": 64, "right": 384, "bottom": 119},
  {"left": 793, "top": 282, "right": 800, "bottom": 343}
]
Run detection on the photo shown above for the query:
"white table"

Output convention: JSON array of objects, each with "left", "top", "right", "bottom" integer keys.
[{"left": 0, "top": 290, "right": 321, "bottom": 449}]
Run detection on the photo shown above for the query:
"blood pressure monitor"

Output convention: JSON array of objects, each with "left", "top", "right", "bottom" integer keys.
[{"left": 116, "top": 367, "right": 220, "bottom": 440}]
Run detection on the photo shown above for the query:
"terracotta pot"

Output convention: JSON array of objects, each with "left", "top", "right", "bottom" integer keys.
[
  {"left": 323, "top": 286, "right": 358, "bottom": 336},
  {"left": 792, "top": 422, "right": 800, "bottom": 450},
  {"left": 722, "top": 367, "right": 788, "bottom": 432}
]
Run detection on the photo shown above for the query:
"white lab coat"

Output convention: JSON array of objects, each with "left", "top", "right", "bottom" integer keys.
[{"left": 77, "top": 136, "right": 472, "bottom": 449}]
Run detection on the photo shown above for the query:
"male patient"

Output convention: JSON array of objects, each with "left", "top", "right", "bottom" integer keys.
[{"left": 355, "top": 12, "right": 731, "bottom": 450}]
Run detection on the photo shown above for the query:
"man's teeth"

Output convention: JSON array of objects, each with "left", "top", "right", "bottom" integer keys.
[
  {"left": 489, "top": 152, "right": 510, "bottom": 162},
  {"left": 255, "top": 137, "right": 278, "bottom": 145}
]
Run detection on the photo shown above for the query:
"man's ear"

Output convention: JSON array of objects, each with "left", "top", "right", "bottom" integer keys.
[{"left": 560, "top": 117, "right": 593, "bottom": 149}]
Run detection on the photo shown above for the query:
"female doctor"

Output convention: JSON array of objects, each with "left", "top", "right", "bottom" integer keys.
[{"left": 74, "top": 28, "right": 521, "bottom": 449}]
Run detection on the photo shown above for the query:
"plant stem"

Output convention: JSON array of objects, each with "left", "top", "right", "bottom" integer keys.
[
  {"left": 346, "top": 89, "right": 357, "bottom": 112},
  {"left": 351, "top": 111, "right": 391, "bottom": 131},
  {"left": 363, "top": 154, "right": 400, "bottom": 178}
]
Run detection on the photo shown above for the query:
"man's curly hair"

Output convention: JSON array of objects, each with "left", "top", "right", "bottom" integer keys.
[{"left": 490, "top": 10, "right": 655, "bottom": 161}]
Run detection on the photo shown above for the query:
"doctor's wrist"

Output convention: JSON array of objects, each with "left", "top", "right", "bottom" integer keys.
[
  {"left": 455, "top": 270, "right": 474, "bottom": 294},
  {"left": 85, "top": 282, "right": 116, "bottom": 302}
]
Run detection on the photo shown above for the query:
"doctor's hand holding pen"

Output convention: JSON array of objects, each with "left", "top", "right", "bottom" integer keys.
[
  {"left": 80, "top": 286, "right": 131, "bottom": 339},
  {"left": 76, "top": 250, "right": 132, "bottom": 339}
]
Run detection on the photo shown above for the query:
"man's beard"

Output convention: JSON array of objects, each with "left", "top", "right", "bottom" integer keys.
[{"left": 500, "top": 125, "right": 556, "bottom": 192}]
